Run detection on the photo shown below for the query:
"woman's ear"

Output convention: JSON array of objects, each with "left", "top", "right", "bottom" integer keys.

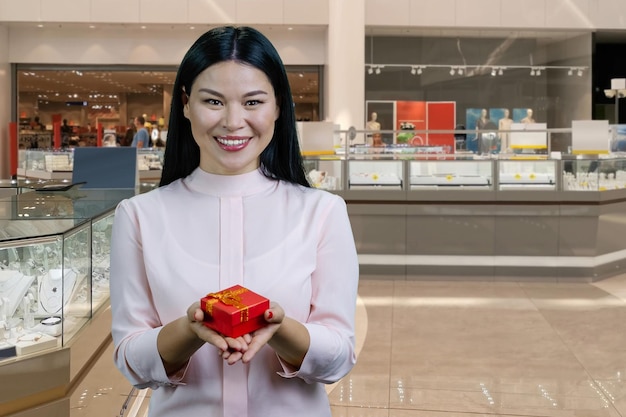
[{"left": 182, "top": 90, "right": 190, "bottom": 119}]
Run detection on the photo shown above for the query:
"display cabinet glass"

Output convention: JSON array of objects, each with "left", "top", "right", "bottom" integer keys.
[
  {"left": 17, "top": 148, "right": 165, "bottom": 182},
  {"left": 137, "top": 148, "right": 164, "bottom": 181},
  {"left": 303, "top": 156, "right": 343, "bottom": 191},
  {"left": 498, "top": 159, "right": 557, "bottom": 190},
  {"left": 409, "top": 160, "right": 493, "bottom": 189},
  {"left": 562, "top": 157, "right": 626, "bottom": 191},
  {"left": 348, "top": 160, "right": 403, "bottom": 190},
  {"left": 0, "top": 189, "right": 133, "bottom": 362},
  {"left": 0, "top": 219, "right": 91, "bottom": 357}
]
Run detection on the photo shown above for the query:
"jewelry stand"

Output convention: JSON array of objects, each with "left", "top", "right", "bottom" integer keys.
[
  {"left": 0, "top": 270, "right": 36, "bottom": 319},
  {"left": 35, "top": 268, "right": 78, "bottom": 317}
]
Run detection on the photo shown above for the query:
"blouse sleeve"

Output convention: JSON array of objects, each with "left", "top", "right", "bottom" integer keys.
[
  {"left": 283, "top": 195, "right": 359, "bottom": 384},
  {"left": 110, "top": 199, "right": 187, "bottom": 389}
]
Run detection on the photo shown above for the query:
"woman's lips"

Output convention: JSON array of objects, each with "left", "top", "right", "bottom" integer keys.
[{"left": 215, "top": 136, "right": 251, "bottom": 151}]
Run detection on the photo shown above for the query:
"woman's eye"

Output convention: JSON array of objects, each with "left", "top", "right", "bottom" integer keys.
[
  {"left": 245, "top": 99, "right": 262, "bottom": 106},
  {"left": 203, "top": 98, "right": 222, "bottom": 106}
]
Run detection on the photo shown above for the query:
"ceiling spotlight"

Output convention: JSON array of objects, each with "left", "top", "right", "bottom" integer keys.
[
  {"left": 367, "top": 66, "right": 373, "bottom": 75},
  {"left": 536, "top": 69, "right": 542, "bottom": 76},
  {"left": 410, "top": 66, "right": 416, "bottom": 75},
  {"left": 568, "top": 68, "right": 573, "bottom": 76},
  {"left": 577, "top": 68, "right": 583, "bottom": 77},
  {"left": 450, "top": 67, "right": 456, "bottom": 76},
  {"left": 498, "top": 67, "right": 504, "bottom": 76},
  {"left": 491, "top": 68, "right": 497, "bottom": 76},
  {"left": 375, "top": 66, "right": 381, "bottom": 75},
  {"left": 530, "top": 68, "right": 535, "bottom": 76},
  {"left": 417, "top": 67, "right": 423, "bottom": 75},
  {"left": 457, "top": 67, "right": 464, "bottom": 76}
]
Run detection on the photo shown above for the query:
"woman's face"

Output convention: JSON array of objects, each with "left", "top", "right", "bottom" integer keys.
[{"left": 184, "top": 61, "right": 279, "bottom": 175}]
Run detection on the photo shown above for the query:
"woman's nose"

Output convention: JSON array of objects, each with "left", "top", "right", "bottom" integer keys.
[{"left": 223, "top": 105, "right": 244, "bottom": 131}]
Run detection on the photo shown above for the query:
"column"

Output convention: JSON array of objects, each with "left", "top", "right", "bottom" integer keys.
[
  {"left": 0, "top": 25, "right": 10, "bottom": 178},
  {"left": 326, "top": 0, "right": 365, "bottom": 140}
]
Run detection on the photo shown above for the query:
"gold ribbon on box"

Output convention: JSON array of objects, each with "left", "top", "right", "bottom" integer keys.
[{"left": 203, "top": 287, "right": 249, "bottom": 323}]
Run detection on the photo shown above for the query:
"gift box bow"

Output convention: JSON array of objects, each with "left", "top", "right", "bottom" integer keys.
[{"left": 203, "top": 287, "right": 250, "bottom": 322}]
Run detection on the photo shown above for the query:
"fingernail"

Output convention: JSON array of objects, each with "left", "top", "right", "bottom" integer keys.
[{"left": 267, "top": 311, "right": 273, "bottom": 319}]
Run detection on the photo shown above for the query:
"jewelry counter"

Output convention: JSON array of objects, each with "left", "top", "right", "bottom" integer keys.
[
  {"left": 304, "top": 153, "right": 626, "bottom": 281},
  {"left": 0, "top": 188, "right": 133, "bottom": 416},
  {"left": 17, "top": 148, "right": 165, "bottom": 181}
]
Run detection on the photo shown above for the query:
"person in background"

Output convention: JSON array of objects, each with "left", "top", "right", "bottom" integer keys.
[
  {"left": 61, "top": 119, "right": 72, "bottom": 147},
  {"left": 131, "top": 116, "right": 150, "bottom": 147},
  {"left": 31, "top": 116, "right": 45, "bottom": 131},
  {"left": 109, "top": 26, "right": 359, "bottom": 417}
]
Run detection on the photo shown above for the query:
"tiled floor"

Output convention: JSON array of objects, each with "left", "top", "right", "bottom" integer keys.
[{"left": 70, "top": 274, "right": 626, "bottom": 417}]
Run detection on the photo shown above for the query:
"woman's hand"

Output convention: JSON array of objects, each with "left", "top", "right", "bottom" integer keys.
[
  {"left": 186, "top": 302, "right": 251, "bottom": 365},
  {"left": 240, "top": 302, "right": 285, "bottom": 363}
]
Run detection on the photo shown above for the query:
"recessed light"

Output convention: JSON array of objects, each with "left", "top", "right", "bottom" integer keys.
[
  {"left": 37, "top": 24, "right": 44, "bottom": 28},
  {"left": 141, "top": 26, "right": 147, "bottom": 30},
  {"left": 89, "top": 25, "right": 96, "bottom": 29}
]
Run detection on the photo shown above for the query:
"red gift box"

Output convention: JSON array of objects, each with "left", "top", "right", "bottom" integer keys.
[{"left": 200, "top": 285, "right": 270, "bottom": 338}]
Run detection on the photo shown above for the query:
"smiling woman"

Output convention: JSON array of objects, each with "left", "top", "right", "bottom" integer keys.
[{"left": 109, "top": 26, "right": 358, "bottom": 417}]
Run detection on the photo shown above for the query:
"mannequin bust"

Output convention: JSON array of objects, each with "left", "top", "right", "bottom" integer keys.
[
  {"left": 499, "top": 109, "right": 513, "bottom": 151},
  {"left": 366, "top": 112, "right": 381, "bottom": 131},
  {"left": 521, "top": 108, "right": 535, "bottom": 123}
]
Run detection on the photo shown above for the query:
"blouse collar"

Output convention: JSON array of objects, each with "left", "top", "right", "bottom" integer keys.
[{"left": 185, "top": 167, "right": 277, "bottom": 197}]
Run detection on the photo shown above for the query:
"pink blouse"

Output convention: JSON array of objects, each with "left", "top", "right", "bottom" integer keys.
[{"left": 110, "top": 168, "right": 359, "bottom": 417}]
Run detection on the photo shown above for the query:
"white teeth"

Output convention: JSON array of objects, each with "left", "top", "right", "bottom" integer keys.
[{"left": 216, "top": 137, "right": 248, "bottom": 146}]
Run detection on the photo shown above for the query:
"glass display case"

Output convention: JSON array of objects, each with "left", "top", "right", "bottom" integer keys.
[
  {"left": 303, "top": 156, "right": 343, "bottom": 191},
  {"left": 497, "top": 159, "right": 557, "bottom": 190},
  {"left": 0, "top": 188, "right": 132, "bottom": 362},
  {"left": 348, "top": 160, "right": 403, "bottom": 190},
  {"left": 302, "top": 154, "right": 626, "bottom": 195},
  {"left": 0, "top": 219, "right": 91, "bottom": 357},
  {"left": 409, "top": 160, "right": 493, "bottom": 189},
  {"left": 562, "top": 157, "right": 626, "bottom": 191},
  {"left": 137, "top": 148, "right": 164, "bottom": 181},
  {"left": 17, "top": 148, "right": 165, "bottom": 182},
  {"left": 17, "top": 149, "right": 74, "bottom": 180}
]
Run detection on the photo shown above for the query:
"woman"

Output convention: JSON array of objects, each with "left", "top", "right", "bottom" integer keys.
[{"left": 110, "top": 26, "right": 359, "bottom": 417}]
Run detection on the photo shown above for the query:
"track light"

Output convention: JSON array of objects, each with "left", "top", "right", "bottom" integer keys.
[
  {"left": 417, "top": 66, "right": 422, "bottom": 75},
  {"left": 457, "top": 67, "right": 464, "bottom": 76},
  {"left": 491, "top": 68, "right": 497, "bottom": 76},
  {"left": 367, "top": 66, "right": 373, "bottom": 75},
  {"left": 577, "top": 68, "right": 583, "bottom": 77},
  {"left": 568, "top": 68, "right": 573, "bottom": 76},
  {"left": 498, "top": 67, "right": 504, "bottom": 76},
  {"left": 530, "top": 68, "right": 535, "bottom": 76},
  {"left": 450, "top": 67, "right": 456, "bottom": 76},
  {"left": 375, "top": 66, "right": 381, "bottom": 75},
  {"left": 410, "top": 66, "right": 416, "bottom": 75}
]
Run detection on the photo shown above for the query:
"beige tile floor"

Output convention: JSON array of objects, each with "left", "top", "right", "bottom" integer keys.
[{"left": 70, "top": 274, "right": 626, "bottom": 417}]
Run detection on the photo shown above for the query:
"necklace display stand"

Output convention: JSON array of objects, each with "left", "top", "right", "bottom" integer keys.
[
  {"left": 36, "top": 268, "right": 77, "bottom": 317},
  {"left": 0, "top": 270, "right": 36, "bottom": 319}
]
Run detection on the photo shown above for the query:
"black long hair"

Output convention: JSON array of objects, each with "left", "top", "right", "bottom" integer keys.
[{"left": 159, "top": 26, "right": 310, "bottom": 188}]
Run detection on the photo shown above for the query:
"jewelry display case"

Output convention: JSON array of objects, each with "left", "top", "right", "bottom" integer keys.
[
  {"left": 562, "top": 157, "right": 626, "bottom": 191},
  {"left": 497, "top": 159, "right": 557, "bottom": 190},
  {"left": 17, "top": 149, "right": 74, "bottom": 180},
  {"left": 303, "top": 156, "right": 343, "bottom": 191},
  {"left": 0, "top": 219, "right": 90, "bottom": 358},
  {"left": 0, "top": 189, "right": 132, "bottom": 362},
  {"left": 348, "top": 160, "right": 403, "bottom": 190},
  {"left": 302, "top": 154, "right": 626, "bottom": 195},
  {"left": 409, "top": 160, "right": 493, "bottom": 189},
  {"left": 17, "top": 148, "right": 165, "bottom": 182},
  {"left": 137, "top": 148, "right": 164, "bottom": 180}
]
